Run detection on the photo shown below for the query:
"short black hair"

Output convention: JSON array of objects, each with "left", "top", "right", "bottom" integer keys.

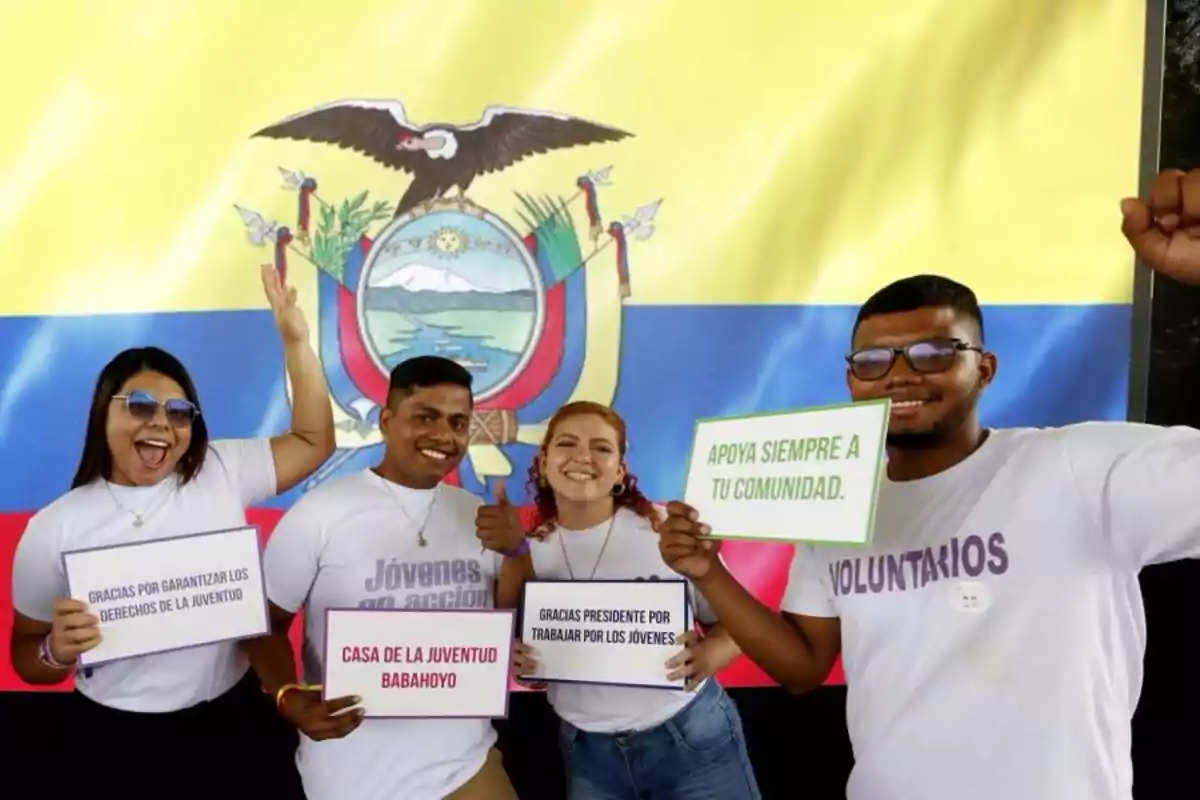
[
  {"left": 71, "top": 347, "right": 210, "bottom": 489},
  {"left": 387, "top": 355, "right": 474, "bottom": 406},
  {"left": 853, "top": 274, "right": 985, "bottom": 342}
]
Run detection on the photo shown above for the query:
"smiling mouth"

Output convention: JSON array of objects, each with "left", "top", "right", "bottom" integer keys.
[
  {"left": 887, "top": 397, "right": 937, "bottom": 418},
  {"left": 419, "top": 448, "right": 452, "bottom": 462},
  {"left": 563, "top": 471, "right": 597, "bottom": 483},
  {"left": 135, "top": 439, "right": 170, "bottom": 469}
]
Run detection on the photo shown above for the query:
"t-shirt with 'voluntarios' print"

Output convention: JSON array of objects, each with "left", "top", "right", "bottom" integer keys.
[{"left": 784, "top": 423, "right": 1200, "bottom": 800}]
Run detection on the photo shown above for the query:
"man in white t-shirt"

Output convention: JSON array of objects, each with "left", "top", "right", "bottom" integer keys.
[
  {"left": 245, "top": 355, "right": 529, "bottom": 800},
  {"left": 656, "top": 168, "right": 1200, "bottom": 800}
]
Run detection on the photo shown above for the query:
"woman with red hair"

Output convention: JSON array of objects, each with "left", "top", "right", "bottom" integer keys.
[{"left": 514, "top": 401, "right": 761, "bottom": 799}]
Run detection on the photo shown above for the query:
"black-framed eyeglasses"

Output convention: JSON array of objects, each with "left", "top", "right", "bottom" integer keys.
[
  {"left": 112, "top": 391, "right": 200, "bottom": 426},
  {"left": 846, "top": 337, "right": 984, "bottom": 381}
]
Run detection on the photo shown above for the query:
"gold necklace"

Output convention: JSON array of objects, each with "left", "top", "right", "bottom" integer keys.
[
  {"left": 105, "top": 480, "right": 174, "bottom": 528},
  {"left": 380, "top": 476, "right": 438, "bottom": 548}
]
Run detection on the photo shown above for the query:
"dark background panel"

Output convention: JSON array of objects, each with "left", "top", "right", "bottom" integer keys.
[
  {"left": 0, "top": 680, "right": 855, "bottom": 800},
  {"left": 1131, "top": 4, "right": 1200, "bottom": 800}
]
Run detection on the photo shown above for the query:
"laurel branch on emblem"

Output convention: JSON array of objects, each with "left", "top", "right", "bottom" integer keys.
[{"left": 232, "top": 99, "right": 662, "bottom": 493}]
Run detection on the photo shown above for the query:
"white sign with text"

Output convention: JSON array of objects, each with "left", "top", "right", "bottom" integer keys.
[
  {"left": 322, "top": 609, "right": 515, "bottom": 718},
  {"left": 63, "top": 525, "right": 269, "bottom": 666},
  {"left": 682, "top": 400, "right": 890, "bottom": 546},
  {"left": 521, "top": 579, "right": 691, "bottom": 689}
]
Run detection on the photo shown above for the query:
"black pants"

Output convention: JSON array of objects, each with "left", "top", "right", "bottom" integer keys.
[{"left": 70, "top": 670, "right": 305, "bottom": 800}]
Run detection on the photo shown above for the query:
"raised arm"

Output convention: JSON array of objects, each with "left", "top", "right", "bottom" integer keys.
[
  {"left": 260, "top": 263, "right": 336, "bottom": 494},
  {"left": 1060, "top": 422, "right": 1200, "bottom": 567},
  {"left": 495, "top": 551, "right": 534, "bottom": 611},
  {"left": 475, "top": 479, "right": 534, "bottom": 610},
  {"left": 658, "top": 501, "right": 841, "bottom": 693}
]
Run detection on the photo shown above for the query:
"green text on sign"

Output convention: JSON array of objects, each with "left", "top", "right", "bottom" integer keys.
[{"left": 681, "top": 400, "right": 889, "bottom": 546}]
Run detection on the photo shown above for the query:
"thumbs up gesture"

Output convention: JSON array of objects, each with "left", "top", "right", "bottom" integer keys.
[{"left": 476, "top": 479, "right": 528, "bottom": 556}]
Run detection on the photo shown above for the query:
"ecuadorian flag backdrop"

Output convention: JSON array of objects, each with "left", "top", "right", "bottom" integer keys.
[{"left": 0, "top": 1, "right": 1146, "bottom": 691}]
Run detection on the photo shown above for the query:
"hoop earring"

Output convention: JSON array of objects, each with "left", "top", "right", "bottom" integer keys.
[
  {"left": 611, "top": 482, "right": 626, "bottom": 496},
  {"left": 538, "top": 474, "right": 548, "bottom": 488}
]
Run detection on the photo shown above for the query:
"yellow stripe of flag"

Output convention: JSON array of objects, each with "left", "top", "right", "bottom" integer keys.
[{"left": 0, "top": 0, "right": 1144, "bottom": 316}]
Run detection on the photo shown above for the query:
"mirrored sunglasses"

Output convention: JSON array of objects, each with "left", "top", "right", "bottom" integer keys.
[{"left": 113, "top": 391, "right": 200, "bottom": 426}]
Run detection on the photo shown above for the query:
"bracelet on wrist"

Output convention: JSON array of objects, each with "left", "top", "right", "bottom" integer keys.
[
  {"left": 38, "top": 635, "right": 73, "bottom": 671},
  {"left": 274, "top": 682, "right": 321, "bottom": 713},
  {"left": 501, "top": 538, "right": 530, "bottom": 558}
]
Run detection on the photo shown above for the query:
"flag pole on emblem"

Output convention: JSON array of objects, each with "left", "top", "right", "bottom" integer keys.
[
  {"left": 273, "top": 227, "right": 292, "bottom": 284},
  {"left": 576, "top": 199, "right": 662, "bottom": 303}
]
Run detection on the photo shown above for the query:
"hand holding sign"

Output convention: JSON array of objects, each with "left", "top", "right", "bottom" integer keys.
[
  {"left": 50, "top": 598, "right": 101, "bottom": 664},
  {"left": 511, "top": 641, "right": 546, "bottom": 689},
  {"left": 657, "top": 501, "right": 722, "bottom": 581},
  {"left": 666, "top": 631, "right": 707, "bottom": 691},
  {"left": 666, "top": 630, "right": 735, "bottom": 692},
  {"left": 280, "top": 686, "right": 365, "bottom": 742},
  {"left": 476, "top": 479, "right": 526, "bottom": 554}
]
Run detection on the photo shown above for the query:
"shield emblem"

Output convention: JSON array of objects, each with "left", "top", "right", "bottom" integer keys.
[
  {"left": 305, "top": 192, "right": 598, "bottom": 494},
  {"left": 237, "top": 156, "right": 660, "bottom": 499}
]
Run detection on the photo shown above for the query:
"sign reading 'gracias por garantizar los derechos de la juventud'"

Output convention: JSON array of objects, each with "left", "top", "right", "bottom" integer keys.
[{"left": 62, "top": 526, "right": 270, "bottom": 666}]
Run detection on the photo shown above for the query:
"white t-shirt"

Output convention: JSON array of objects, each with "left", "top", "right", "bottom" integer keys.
[
  {"left": 530, "top": 507, "right": 718, "bottom": 733},
  {"left": 263, "top": 469, "right": 503, "bottom": 800},
  {"left": 11, "top": 438, "right": 277, "bottom": 712},
  {"left": 782, "top": 422, "right": 1200, "bottom": 800}
]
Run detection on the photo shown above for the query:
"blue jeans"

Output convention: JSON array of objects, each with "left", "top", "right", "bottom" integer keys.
[{"left": 558, "top": 680, "right": 761, "bottom": 800}]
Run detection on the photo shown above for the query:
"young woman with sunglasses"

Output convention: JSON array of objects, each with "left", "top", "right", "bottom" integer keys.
[
  {"left": 510, "top": 401, "right": 761, "bottom": 799},
  {"left": 8, "top": 265, "right": 333, "bottom": 797}
]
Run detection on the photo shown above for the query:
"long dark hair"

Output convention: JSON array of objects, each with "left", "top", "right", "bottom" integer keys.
[
  {"left": 525, "top": 401, "right": 655, "bottom": 536},
  {"left": 70, "top": 347, "right": 209, "bottom": 489}
]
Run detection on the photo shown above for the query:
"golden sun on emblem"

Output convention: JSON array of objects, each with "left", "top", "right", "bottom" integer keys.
[{"left": 433, "top": 226, "right": 466, "bottom": 256}]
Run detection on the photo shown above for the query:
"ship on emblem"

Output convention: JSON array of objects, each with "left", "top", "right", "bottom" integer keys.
[{"left": 233, "top": 99, "right": 663, "bottom": 499}]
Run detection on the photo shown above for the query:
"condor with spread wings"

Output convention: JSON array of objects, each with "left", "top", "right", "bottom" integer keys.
[{"left": 252, "top": 99, "right": 633, "bottom": 219}]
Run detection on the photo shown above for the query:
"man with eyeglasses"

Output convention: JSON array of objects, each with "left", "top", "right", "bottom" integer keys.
[{"left": 656, "top": 167, "right": 1200, "bottom": 800}]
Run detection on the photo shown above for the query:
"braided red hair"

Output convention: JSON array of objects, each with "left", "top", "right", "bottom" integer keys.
[{"left": 525, "top": 401, "right": 655, "bottom": 538}]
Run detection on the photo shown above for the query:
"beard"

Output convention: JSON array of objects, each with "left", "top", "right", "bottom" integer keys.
[
  {"left": 886, "top": 391, "right": 979, "bottom": 451},
  {"left": 885, "top": 428, "right": 947, "bottom": 450}
]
